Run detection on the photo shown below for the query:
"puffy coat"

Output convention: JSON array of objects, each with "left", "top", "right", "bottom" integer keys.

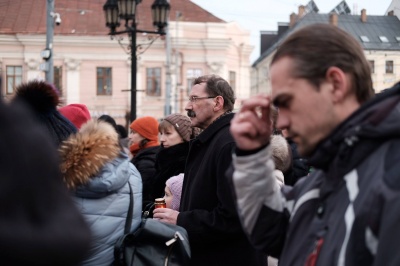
[{"left": 60, "top": 120, "right": 142, "bottom": 266}]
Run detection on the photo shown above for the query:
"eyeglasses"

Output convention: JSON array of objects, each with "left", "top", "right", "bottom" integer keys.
[{"left": 188, "top": 96, "right": 216, "bottom": 103}]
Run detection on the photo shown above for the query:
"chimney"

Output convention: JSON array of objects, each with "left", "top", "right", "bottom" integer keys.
[
  {"left": 361, "top": 9, "right": 367, "bottom": 23},
  {"left": 329, "top": 12, "right": 338, "bottom": 26},
  {"left": 298, "top": 5, "right": 305, "bottom": 18},
  {"left": 289, "top": 12, "right": 297, "bottom": 27},
  {"left": 388, "top": 10, "right": 394, "bottom": 16}
]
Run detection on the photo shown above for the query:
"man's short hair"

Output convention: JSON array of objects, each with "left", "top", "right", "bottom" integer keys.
[
  {"left": 271, "top": 23, "right": 374, "bottom": 103},
  {"left": 192, "top": 75, "right": 236, "bottom": 111}
]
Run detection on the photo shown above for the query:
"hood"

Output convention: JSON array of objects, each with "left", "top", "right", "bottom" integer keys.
[
  {"left": 270, "top": 134, "right": 291, "bottom": 173},
  {"left": 308, "top": 83, "right": 400, "bottom": 175},
  {"left": 59, "top": 119, "right": 120, "bottom": 189}
]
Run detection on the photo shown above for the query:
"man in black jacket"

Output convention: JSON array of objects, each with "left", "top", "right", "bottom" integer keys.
[
  {"left": 229, "top": 23, "right": 400, "bottom": 265},
  {"left": 154, "top": 75, "right": 265, "bottom": 265}
]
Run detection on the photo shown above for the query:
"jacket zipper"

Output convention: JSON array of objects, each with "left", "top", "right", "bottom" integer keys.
[{"left": 305, "top": 238, "right": 324, "bottom": 266}]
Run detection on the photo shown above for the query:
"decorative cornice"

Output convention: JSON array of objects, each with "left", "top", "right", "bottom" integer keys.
[
  {"left": 207, "top": 62, "right": 223, "bottom": 75},
  {"left": 25, "top": 58, "right": 40, "bottom": 70},
  {"left": 64, "top": 58, "right": 81, "bottom": 71}
]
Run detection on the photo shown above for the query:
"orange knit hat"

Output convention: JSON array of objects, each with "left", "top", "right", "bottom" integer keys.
[{"left": 130, "top": 116, "right": 159, "bottom": 141}]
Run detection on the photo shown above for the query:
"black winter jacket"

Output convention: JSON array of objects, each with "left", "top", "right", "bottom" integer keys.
[
  {"left": 230, "top": 83, "right": 400, "bottom": 266},
  {"left": 178, "top": 113, "right": 265, "bottom": 266},
  {"left": 152, "top": 142, "right": 189, "bottom": 199},
  {"left": 131, "top": 146, "right": 160, "bottom": 206}
]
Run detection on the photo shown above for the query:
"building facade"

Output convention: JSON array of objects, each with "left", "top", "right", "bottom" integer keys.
[
  {"left": 252, "top": 5, "right": 400, "bottom": 95},
  {"left": 0, "top": 0, "right": 253, "bottom": 126}
]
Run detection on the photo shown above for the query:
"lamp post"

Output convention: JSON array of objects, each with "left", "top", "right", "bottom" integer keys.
[{"left": 103, "top": 0, "right": 170, "bottom": 122}]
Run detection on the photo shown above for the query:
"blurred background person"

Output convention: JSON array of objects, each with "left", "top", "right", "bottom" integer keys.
[
  {"left": 129, "top": 116, "right": 160, "bottom": 208},
  {"left": 117, "top": 124, "right": 130, "bottom": 156},
  {"left": 59, "top": 103, "right": 91, "bottom": 130},
  {"left": 4, "top": 82, "right": 91, "bottom": 265}
]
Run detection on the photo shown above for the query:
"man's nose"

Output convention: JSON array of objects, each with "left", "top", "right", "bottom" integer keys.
[
  {"left": 185, "top": 101, "right": 193, "bottom": 111},
  {"left": 276, "top": 115, "right": 289, "bottom": 131}
]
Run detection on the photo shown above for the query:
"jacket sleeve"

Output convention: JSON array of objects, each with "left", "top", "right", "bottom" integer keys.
[
  {"left": 229, "top": 145, "right": 290, "bottom": 257},
  {"left": 177, "top": 143, "right": 246, "bottom": 244},
  {"left": 129, "top": 163, "right": 143, "bottom": 232},
  {"left": 373, "top": 146, "right": 400, "bottom": 265}
]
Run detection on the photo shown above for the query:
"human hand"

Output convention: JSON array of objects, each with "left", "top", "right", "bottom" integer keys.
[
  {"left": 152, "top": 208, "right": 179, "bottom": 225},
  {"left": 230, "top": 94, "right": 272, "bottom": 150}
]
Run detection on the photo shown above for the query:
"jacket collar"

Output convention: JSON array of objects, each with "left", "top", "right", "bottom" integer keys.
[
  {"left": 195, "top": 112, "right": 234, "bottom": 144},
  {"left": 308, "top": 82, "right": 400, "bottom": 173}
]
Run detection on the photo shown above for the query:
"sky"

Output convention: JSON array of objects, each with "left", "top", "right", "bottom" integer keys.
[{"left": 191, "top": 0, "right": 394, "bottom": 63}]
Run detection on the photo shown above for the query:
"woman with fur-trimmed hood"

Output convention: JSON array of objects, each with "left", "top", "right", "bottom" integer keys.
[
  {"left": 59, "top": 119, "right": 142, "bottom": 266},
  {"left": 13, "top": 81, "right": 142, "bottom": 266}
]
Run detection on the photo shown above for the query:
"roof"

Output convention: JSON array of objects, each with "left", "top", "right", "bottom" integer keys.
[
  {"left": 253, "top": 13, "right": 400, "bottom": 67},
  {"left": 0, "top": 0, "right": 224, "bottom": 36}
]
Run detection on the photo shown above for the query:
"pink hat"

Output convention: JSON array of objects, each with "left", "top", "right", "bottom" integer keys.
[
  {"left": 59, "top": 104, "right": 91, "bottom": 129},
  {"left": 166, "top": 173, "right": 184, "bottom": 211}
]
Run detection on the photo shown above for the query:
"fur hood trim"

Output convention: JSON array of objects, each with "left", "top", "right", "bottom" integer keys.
[
  {"left": 270, "top": 134, "right": 292, "bottom": 173},
  {"left": 59, "top": 120, "right": 120, "bottom": 189}
]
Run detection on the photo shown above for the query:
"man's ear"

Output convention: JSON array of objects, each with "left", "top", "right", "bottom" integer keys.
[
  {"left": 325, "top": 66, "right": 349, "bottom": 103},
  {"left": 214, "top": 96, "right": 224, "bottom": 111}
]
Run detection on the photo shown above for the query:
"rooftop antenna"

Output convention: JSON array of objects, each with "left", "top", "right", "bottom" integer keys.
[{"left": 353, "top": 3, "right": 358, "bottom": 15}]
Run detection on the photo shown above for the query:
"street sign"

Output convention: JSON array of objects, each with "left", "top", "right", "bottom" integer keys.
[{"left": 40, "top": 62, "right": 49, "bottom": 71}]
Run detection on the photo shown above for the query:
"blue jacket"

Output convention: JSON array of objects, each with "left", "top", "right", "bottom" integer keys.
[{"left": 60, "top": 120, "right": 142, "bottom": 266}]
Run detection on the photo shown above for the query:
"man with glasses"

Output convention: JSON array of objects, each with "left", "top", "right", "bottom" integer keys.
[
  {"left": 153, "top": 75, "right": 265, "bottom": 265},
  {"left": 229, "top": 24, "right": 400, "bottom": 265}
]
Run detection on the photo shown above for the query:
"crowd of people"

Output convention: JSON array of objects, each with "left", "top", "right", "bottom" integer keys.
[{"left": 1, "top": 23, "right": 399, "bottom": 266}]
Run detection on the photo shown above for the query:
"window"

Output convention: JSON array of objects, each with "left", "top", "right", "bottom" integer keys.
[
  {"left": 186, "top": 68, "right": 202, "bottom": 95},
  {"left": 6, "top": 66, "right": 22, "bottom": 95},
  {"left": 97, "top": 67, "right": 112, "bottom": 95},
  {"left": 146, "top": 67, "right": 161, "bottom": 96},
  {"left": 54, "top": 66, "right": 63, "bottom": 96},
  {"left": 379, "top": 36, "right": 389, "bottom": 43},
  {"left": 368, "top": 60, "right": 375, "bottom": 74},
  {"left": 360, "top": 36, "right": 369, "bottom": 42},
  {"left": 385, "top": 61, "right": 394, "bottom": 74},
  {"left": 229, "top": 71, "right": 236, "bottom": 90}
]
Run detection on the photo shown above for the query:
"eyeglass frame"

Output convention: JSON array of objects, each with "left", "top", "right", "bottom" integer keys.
[{"left": 188, "top": 95, "right": 217, "bottom": 103}]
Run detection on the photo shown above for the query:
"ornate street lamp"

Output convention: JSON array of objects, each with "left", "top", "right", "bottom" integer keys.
[{"left": 103, "top": 0, "right": 170, "bottom": 122}]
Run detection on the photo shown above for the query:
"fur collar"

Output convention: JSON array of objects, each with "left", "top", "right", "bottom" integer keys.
[
  {"left": 59, "top": 120, "right": 120, "bottom": 189},
  {"left": 270, "top": 134, "right": 291, "bottom": 173}
]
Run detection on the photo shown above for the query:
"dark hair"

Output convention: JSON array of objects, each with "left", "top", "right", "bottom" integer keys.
[
  {"left": 116, "top": 124, "right": 128, "bottom": 139},
  {"left": 192, "top": 75, "right": 236, "bottom": 111},
  {"left": 271, "top": 24, "right": 374, "bottom": 104},
  {"left": 98, "top": 115, "right": 118, "bottom": 132},
  {"left": 139, "top": 139, "right": 149, "bottom": 149}
]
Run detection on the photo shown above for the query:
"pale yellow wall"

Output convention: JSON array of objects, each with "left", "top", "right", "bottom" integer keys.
[{"left": 365, "top": 50, "right": 400, "bottom": 93}]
